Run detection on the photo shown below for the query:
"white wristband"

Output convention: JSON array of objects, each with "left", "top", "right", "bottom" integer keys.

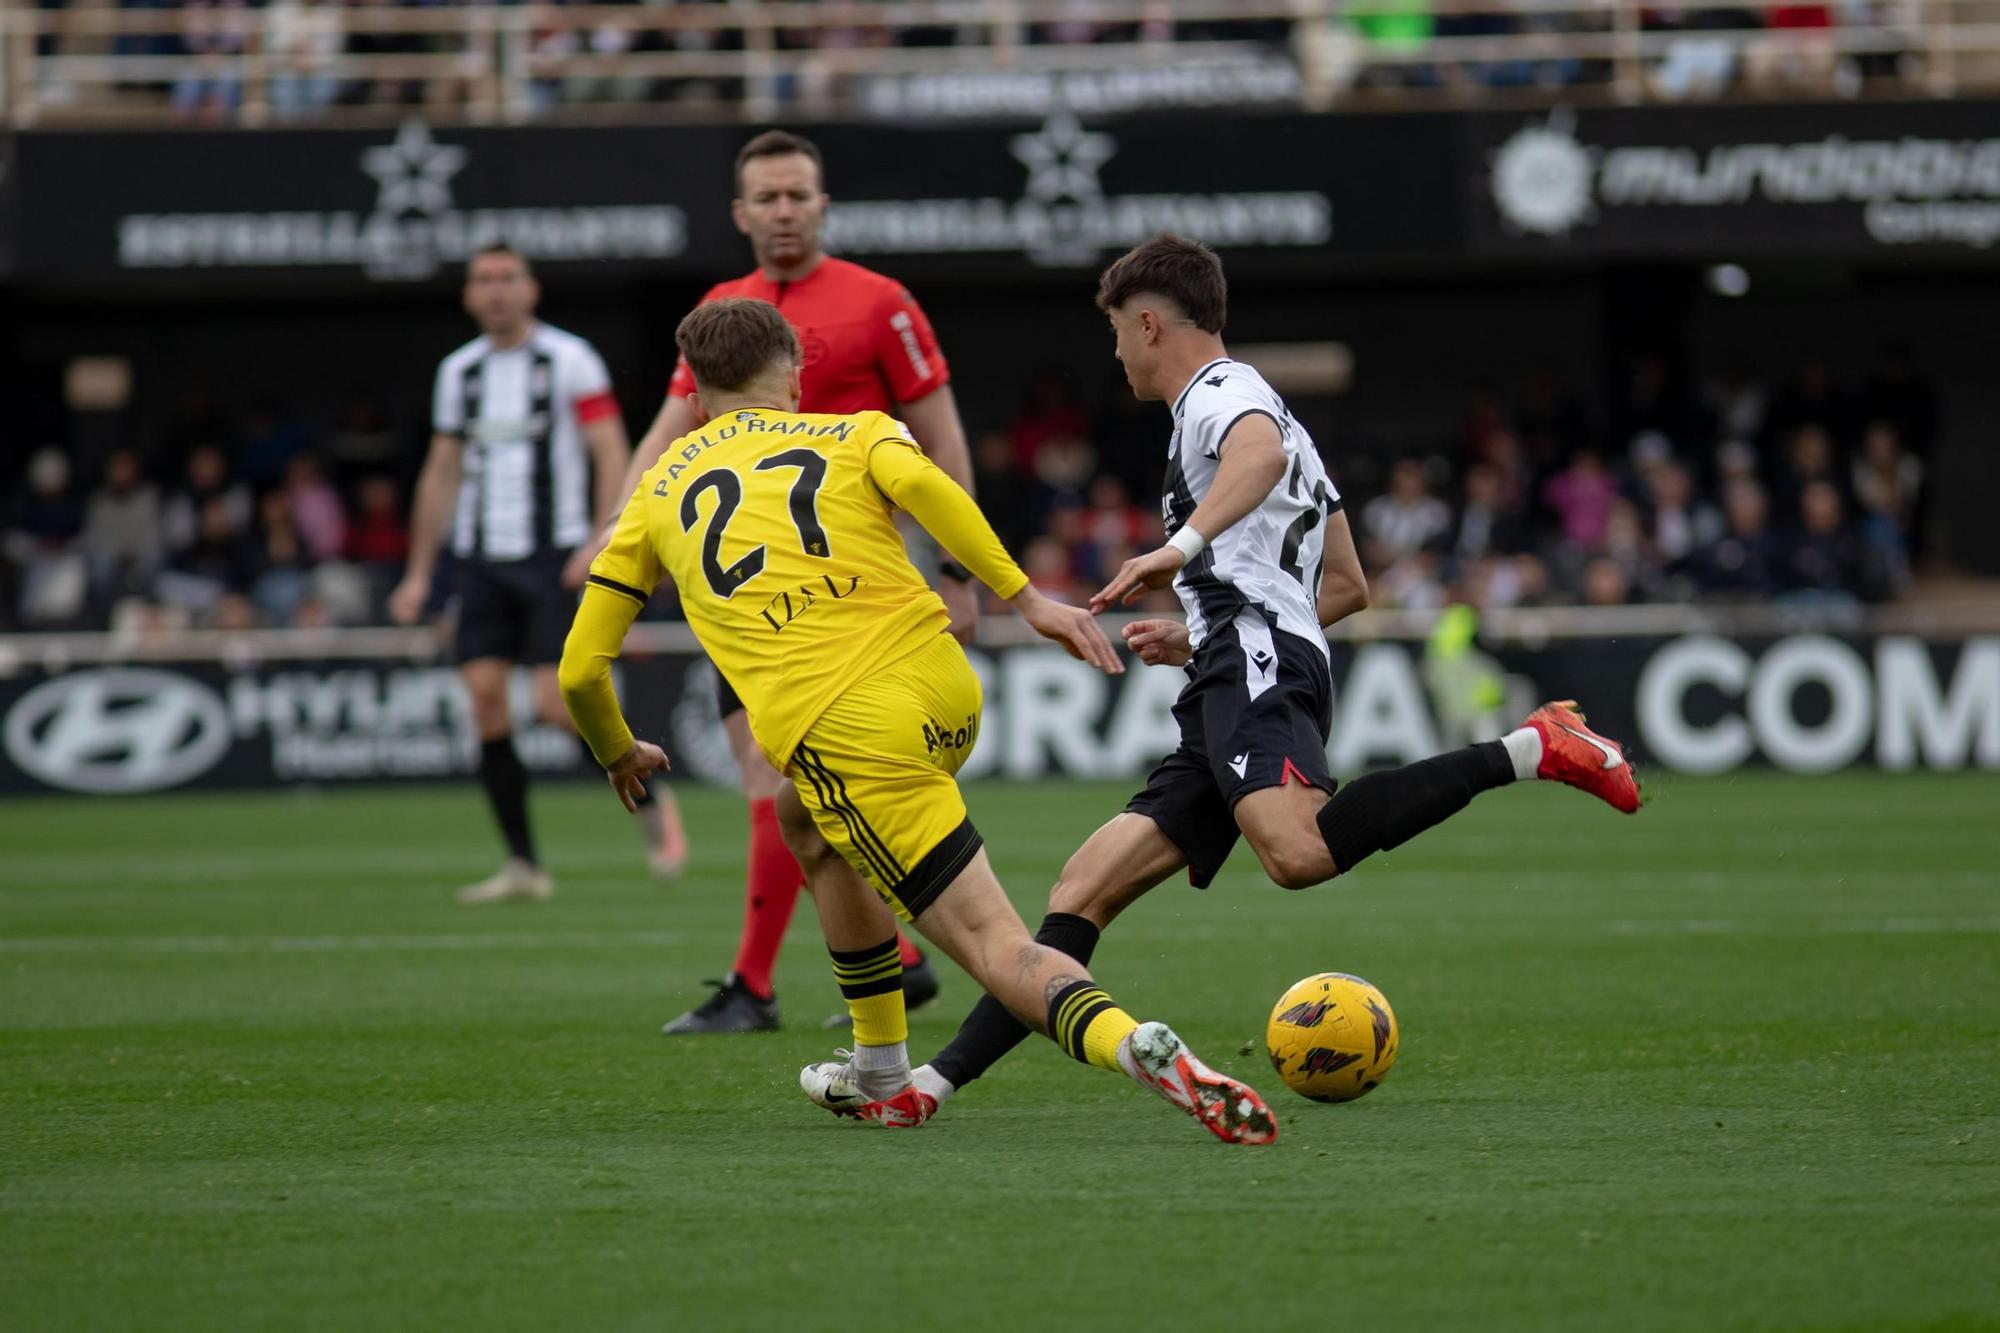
[{"left": 1167, "top": 526, "right": 1207, "bottom": 564}]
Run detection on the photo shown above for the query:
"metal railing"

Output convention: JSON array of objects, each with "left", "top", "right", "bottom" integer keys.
[{"left": 4, "top": 0, "right": 1997, "bottom": 128}]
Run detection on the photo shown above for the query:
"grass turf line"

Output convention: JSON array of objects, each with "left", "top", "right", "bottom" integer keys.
[{"left": 3, "top": 772, "right": 1998, "bottom": 1332}]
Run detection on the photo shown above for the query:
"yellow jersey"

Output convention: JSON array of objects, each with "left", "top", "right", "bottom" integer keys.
[{"left": 584, "top": 407, "right": 1025, "bottom": 769}]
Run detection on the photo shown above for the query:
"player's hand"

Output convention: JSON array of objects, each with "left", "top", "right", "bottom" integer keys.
[
  {"left": 937, "top": 575, "right": 980, "bottom": 645},
  {"left": 1123, "top": 618, "right": 1192, "bottom": 668},
  {"left": 1090, "top": 545, "right": 1185, "bottom": 613},
  {"left": 605, "top": 740, "right": 671, "bottom": 813},
  {"left": 387, "top": 571, "right": 432, "bottom": 626},
  {"left": 1011, "top": 586, "right": 1124, "bottom": 676}
]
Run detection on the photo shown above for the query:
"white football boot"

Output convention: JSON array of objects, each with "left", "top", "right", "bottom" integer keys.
[
  {"left": 453, "top": 857, "right": 554, "bottom": 906},
  {"left": 1124, "top": 1021, "right": 1279, "bottom": 1146}
]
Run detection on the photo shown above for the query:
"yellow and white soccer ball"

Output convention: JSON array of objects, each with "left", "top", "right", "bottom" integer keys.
[{"left": 1265, "top": 972, "right": 1398, "bottom": 1103}]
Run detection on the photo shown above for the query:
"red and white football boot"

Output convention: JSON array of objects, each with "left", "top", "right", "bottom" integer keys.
[
  {"left": 1125, "top": 1022, "right": 1279, "bottom": 1146},
  {"left": 1522, "top": 700, "right": 1642, "bottom": 814}
]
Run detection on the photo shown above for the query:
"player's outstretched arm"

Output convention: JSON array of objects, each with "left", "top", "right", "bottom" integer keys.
[
  {"left": 557, "top": 584, "right": 668, "bottom": 810},
  {"left": 866, "top": 433, "right": 1121, "bottom": 674},
  {"left": 1316, "top": 508, "right": 1369, "bottom": 629},
  {"left": 1091, "top": 414, "right": 1288, "bottom": 611},
  {"left": 388, "top": 432, "right": 463, "bottom": 624}
]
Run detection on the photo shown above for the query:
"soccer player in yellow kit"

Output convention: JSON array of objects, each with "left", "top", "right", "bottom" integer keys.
[{"left": 558, "top": 297, "right": 1277, "bottom": 1144}]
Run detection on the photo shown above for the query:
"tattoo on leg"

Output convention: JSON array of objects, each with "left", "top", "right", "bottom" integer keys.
[{"left": 1043, "top": 972, "right": 1085, "bottom": 1008}]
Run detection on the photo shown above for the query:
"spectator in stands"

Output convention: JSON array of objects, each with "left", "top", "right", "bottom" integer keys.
[
  {"left": 1851, "top": 421, "right": 1920, "bottom": 596},
  {"left": 265, "top": 0, "right": 342, "bottom": 121},
  {"left": 1446, "top": 462, "right": 1529, "bottom": 571},
  {"left": 1580, "top": 556, "right": 1633, "bottom": 607},
  {"left": 1540, "top": 446, "right": 1618, "bottom": 555},
  {"left": 1746, "top": 1, "right": 1846, "bottom": 93},
  {"left": 284, "top": 453, "right": 347, "bottom": 563},
  {"left": 1772, "top": 422, "right": 1844, "bottom": 528},
  {"left": 3, "top": 449, "right": 89, "bottom": 626},
  {"left": 172, "top": 0, "right": 249, "bottom": 122},
  {"left": 1611, "top": 353, "right": 1693, "bottom": 458},
  {"left": 1516, "top": 372, "right": 1591, "bottom": 464},
  {"left": 1781, "top": 479, "right": 1863, "bottom": 605},
  {"left": 1639, "top": 457, "right": 1723, "bottom": 571},
  {"left": 249, "top": 488, "right": 316, "bottom": 625},
  {"left": 1701, "top": 354, "right": 1769, "bottom": 447},
  {"left": 81, "top": 448, "right": 165, "bottom": 603},
  {"left": 156, "top": 493, "right": 258, "bottom": 621},
  {"left": 1647, "top": 6, "right": 1763, "bottom": 99},
  {"left": 163, "top": 443, "right": 253, "bottom": 557},
  {"left": 1696, "top": 477, "right": 1782, "bottom": 599},
  {"left": 1363, "top": 457, "right": 1452, "bottom": 568},
  {"left": 344, "top": 473, "right": 410, "bottom": 567},
  {"left": 1021, "top": 535, "right": 1078, "bottom": 601}
]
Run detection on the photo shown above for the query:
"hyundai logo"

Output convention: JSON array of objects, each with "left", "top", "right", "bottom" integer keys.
[{"left": 3, "top": 668, "right": 232, "bottom": 794}]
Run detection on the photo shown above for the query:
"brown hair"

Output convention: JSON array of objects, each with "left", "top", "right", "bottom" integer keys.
[
  {"left": 1094, "top": 233, "right": 1227, "bottom": 333},
  {"left": 675, "top": 298, "right": 801, "bottom": 393},
  {"left": 734, "top": 129, "right": 825, "bottom": 196}
]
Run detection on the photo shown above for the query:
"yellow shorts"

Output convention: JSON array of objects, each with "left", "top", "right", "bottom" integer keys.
[{"left": 786, "top": 631, "right": 984, "bottom": 921}]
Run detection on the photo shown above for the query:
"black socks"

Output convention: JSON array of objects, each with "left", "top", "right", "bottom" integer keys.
[
  {"left": 478, "top": 736, "right": 536, "bottom": 865},
  {"left": 1315, "top": 741, "right": 1514, "bottom": 875}
]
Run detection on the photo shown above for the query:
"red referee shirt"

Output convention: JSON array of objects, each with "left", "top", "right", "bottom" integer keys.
[{"left": 667, "top": 256, "right": 950, "bottom": 412}]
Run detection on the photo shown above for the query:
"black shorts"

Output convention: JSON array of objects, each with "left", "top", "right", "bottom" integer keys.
[
  {"left": 715, "top": 668, "right": 744, "bottom": 720},
  {"left": 453, "top": 552, "right": 576, "bottom": 666},
  {"left": 1125, "top": 614, "right": 1335, "bottom": 889}
]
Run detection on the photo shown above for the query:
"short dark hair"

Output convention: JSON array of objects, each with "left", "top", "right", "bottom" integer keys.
[
  {"left": 467, "top": 242, "right": 531, "bottom": 278},
  {"left": 734, "top": 130, "right": 825, "bottom": 196},
  {"left": 1095, "top": 233, "right": 1227, "bottom": 333},
  {"left": 675, "top": 298, "right": 801, "bottom": 394}
]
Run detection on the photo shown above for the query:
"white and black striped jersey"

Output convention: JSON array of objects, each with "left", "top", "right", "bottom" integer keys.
[
  {"left": 432, "top": 323, "right": 619, "bottom": 563},
  {"left": 1163, "top": 357, "right": 1342, "bottom": 657}
]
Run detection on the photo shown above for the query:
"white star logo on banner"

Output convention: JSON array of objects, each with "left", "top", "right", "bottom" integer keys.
[
  {"left": 1010, "top": 111, "right": 1116, "bottom": 203},
  {"left": 361, "top": 122, "right": 468, "bottom": 217}
]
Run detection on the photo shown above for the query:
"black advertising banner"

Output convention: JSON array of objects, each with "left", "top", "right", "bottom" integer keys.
[
  {"left": 12, "top": 99, "right": 2000, "bottom": 294},
  {"left": 1469, "top": 101, "right": 2000, "bottom": 259},
  {"left": 6, "top": 110, "right": 1457, "bottom": 293},
  {"left": 4, "top": 632, "right": 1994, "bottom": 796},
  {"left": 0, "top": 132, "right": 17, "bottom": 280}
]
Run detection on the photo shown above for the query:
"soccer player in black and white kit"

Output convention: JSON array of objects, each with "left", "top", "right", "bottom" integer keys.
[
  {"left": 802, "top": 234, "right": 1643, "bottom": 1124},
  {"left": 390, "top": 244, "right": 688, "bottom": 904}
]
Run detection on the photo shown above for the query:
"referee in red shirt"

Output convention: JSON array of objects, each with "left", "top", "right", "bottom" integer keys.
[{"left": 605, "top": 130, "right": 977, "bottom": 1033}]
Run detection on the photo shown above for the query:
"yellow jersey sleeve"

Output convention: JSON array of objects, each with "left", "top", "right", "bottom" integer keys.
[
  {"left": 865, "top": 433, "right": 1029, "bottom": 600},
  {"left": 586, "top": 486, "right": 666, "bottom": 606},
  {"left": 557, "top": 487, "right": 664, "bottom": 769},
  {"left": 557, "top": 585, "right": 643, "bottom": 767}
]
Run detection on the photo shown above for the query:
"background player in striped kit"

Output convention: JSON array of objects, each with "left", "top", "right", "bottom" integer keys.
[{"left": 390, "top": 244, "right": 688, "bottom": 904}]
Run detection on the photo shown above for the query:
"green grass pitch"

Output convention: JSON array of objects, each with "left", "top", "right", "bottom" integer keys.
[{"left": 4, "top": 771, "right": 1998, "bottom": 1331}]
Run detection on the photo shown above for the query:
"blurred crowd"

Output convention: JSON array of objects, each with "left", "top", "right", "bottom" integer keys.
[
  {"left": 980, "top": 344, "right": 1939, "bottom": 619},
  {"left": 2, "top": 393, "right": 410, "bottom": 632},
  {"left": 28, "top": 0, "right": 1932, "bottom": 123},
  {"left": 0, "top": 344, "right": 1942, "bottom": 633}
]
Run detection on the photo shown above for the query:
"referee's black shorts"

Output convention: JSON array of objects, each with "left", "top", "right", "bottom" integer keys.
[
  {"left": 1125, "top": 614, "right": 1336, "bottom": 890},
  {"left": 453, "top": 552, "right": 575, "bottom": 666}
]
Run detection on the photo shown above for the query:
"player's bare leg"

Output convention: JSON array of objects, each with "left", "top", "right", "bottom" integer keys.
[
  {"left": 532, "top": 665, "right": 687, "bottom": 881},
  {"left": 455, "top": 657, "right": 553, "bottom": 905},
  {"left": 781, "top": 790, "right": 1275, "bottom": 1145},
  {"left": 912, "top": 812, "right": 1183, "bottom": 1111}
]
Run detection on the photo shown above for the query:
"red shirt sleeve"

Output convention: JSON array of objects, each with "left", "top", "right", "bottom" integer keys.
[{"left": 872, "top": 284, "right": 951, "bottom": 405}]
